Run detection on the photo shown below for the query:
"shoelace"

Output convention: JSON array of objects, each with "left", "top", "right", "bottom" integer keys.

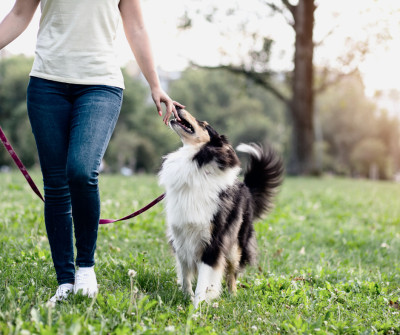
[
  {"left": 75, "top": 270, "right": 95, "bottom": 284},
  {"left": 54, "top": 285, "right": 72, "bottom": 300}
]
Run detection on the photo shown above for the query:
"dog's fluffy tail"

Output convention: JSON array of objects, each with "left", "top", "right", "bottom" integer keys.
[{"left": 236, "top": 143, "right": 284, "bottom": 219}]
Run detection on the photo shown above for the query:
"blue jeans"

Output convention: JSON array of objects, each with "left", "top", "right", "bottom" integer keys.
[{"left": 27, "top": 77, "right": 123, "bottom": 285}]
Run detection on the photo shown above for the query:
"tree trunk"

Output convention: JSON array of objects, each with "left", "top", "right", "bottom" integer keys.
[{"left": 288, "top": 0, "right": 316, "bottom": 175}]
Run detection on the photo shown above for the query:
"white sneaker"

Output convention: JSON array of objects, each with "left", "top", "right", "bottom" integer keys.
[
  {"left": 74, "top": 266, "right": 98, "bottom": 297},
  {"left": 49, "top": 283, "right": 74, "bottom": 304}
]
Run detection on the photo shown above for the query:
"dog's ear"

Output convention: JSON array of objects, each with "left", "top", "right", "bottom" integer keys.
[
  {"left": 205, "top": 124, "right": 218, "bottom": 138},
  {"left": 206, "top": 125, "right": 226, "bottom": 147},
  {"left": 193, "top": 138, "right": 240, "bottom": 169}
]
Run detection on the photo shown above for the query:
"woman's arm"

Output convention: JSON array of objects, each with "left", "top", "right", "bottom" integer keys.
[
  {"left": 0, "top": 0, "right": 40, "bottom": 50},
  {"left": 119, "top": 0, "right": 183, "bottom": 124}
]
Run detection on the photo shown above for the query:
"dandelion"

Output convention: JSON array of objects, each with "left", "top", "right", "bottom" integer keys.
[
  {"left": 212, "top": 302, "right": 219, "bottom": 308},
  {"left": 251, "top": 325, "right": 258, "bottom": 331},
  {"left": 127, "top": 269, "right": 138, "bottom": 315},
  {"left": 45, "top": 301, "right": 53, "bottom": 327},
  {"left": 165, "top": 325, "right": 175, "bottom": 332},
  {"left": 128, "top": 269, "right": 137, "bottom": 278},
  {"left": 45, "top": 301, "right": 54, "bottom": 309}
]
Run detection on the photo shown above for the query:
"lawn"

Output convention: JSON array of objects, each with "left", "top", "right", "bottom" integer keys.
[{"left": 0, "top": 171, "right": 399, "bottom": 334}]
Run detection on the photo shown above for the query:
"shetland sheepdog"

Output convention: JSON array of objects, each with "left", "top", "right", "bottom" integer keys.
[{"left": 158, "top": 107, "right": 284, "bottom": 308}]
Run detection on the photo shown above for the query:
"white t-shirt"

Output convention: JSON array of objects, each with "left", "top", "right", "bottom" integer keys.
[{"left": 30, "top": 0, "right": 125, "bottom": 89}]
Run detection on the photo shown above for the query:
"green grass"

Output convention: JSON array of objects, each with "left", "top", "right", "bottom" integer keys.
[{"left": 1, "top": 172, "right": 400, "bottom": 334}]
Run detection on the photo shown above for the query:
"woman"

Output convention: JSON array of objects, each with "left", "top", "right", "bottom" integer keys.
[{"left": 0, "top": 0, "right": 183, "bottom": 303}]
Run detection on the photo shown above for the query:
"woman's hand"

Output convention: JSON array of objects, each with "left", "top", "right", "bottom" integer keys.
[{"left": 151, "top": 87, "right": 185, "bottom": 125}]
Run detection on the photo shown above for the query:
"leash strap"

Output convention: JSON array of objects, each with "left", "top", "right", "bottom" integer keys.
[
  {"left": 99, "top": 193, "right": 165, "bottom": 224},
  {"left": 0, "top": 126, "right": 164, "bottom": 225},
  {"left": 0, "top": 126, "right": 45, "bottom": 202}
]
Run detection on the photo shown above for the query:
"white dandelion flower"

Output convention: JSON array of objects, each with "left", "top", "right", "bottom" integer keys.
[{"left": 128, "top": 269, "right": 137, "bottom": 278}]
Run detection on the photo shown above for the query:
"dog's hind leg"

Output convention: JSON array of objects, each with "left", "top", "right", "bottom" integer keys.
[
  {"left": 194, "top": 261, "right": 224, "bottom": 308},
  {"left": 226, "top": 243, "right": 241, "bottom": 294}
]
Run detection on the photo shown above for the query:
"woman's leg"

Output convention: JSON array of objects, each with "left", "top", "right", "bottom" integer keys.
[
  {"left": 27, "top": 77, "right": 75, "bottom": 285},
  {"left": 66, "top": 84, "right": 122, "bottom": 268}
]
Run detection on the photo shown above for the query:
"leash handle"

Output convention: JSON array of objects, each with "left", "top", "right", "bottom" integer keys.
[{"left": 0, "top": 126, "right": 164, "bottom": 225}]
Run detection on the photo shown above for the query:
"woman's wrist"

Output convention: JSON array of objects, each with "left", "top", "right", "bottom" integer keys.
[{"left": 146, "top": 72, "right": 161, "bottom": 92}]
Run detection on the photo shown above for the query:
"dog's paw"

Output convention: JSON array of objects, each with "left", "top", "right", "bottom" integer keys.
[
  {"left": 181, "top": 287, "right": 194, "bottom": 302},
  {"left": 193, "top": 294, "right": 204, "bottom": 309},
  {"left": 194, "top": 286, "right": 220, "bottom": 309},
  {"left": 180, "top": 285, "right": 194, "bottom": 299}
]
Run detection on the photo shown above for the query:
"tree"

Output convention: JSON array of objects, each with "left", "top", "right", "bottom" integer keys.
[
  {"left": 179, "top": 0, "right": 391, "bottom": 175},
  {"left": 285, "top": 0, "right": 315, "bottom": 175}
]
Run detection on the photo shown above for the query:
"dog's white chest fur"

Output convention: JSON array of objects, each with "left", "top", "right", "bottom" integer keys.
[{"left": 159, "top": 145, "right": 240, "bottom": 263}]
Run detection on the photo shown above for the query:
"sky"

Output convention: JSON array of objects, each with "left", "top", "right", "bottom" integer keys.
[{"left": 1, "top": 0, "right": 400, "bottom": 97}]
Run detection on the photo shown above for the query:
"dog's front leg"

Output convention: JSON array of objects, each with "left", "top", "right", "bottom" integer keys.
[
  {"left": 194, "top": 262, "right": 224, "bottom": 308},
  {"left": 176, "top": 257, "right": 194, "bottom": 299}
]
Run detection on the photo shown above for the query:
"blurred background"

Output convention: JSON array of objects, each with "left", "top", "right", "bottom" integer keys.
[{"left": 1, "top": 0, "right": 400, "bottom": 180}]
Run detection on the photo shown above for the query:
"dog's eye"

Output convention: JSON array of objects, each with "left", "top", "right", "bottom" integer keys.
[{"left": 197, "top": 121, "right": 207, "bottom": 129}]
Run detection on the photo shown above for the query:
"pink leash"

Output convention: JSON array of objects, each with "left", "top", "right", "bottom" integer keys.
[{"left": 0, "top": 126, "right": 165, "bottom": 225}]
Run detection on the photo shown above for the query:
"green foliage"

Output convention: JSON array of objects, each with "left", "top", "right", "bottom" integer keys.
[
  {"left": 0, "top": 56, "right": 37, "bottom": 167},
  {"left": 1, "top": 55, "right": 399, "bottom": 178},
  {"left": 0, "top": 56, "right": 178, "bottom": 173},
  {"left": 350, "top": 138, "right": 388, "bottom": 177},
  {"left": 169, "top": 67, "right": 289, "bottom": 154},
  {"left": 1, "top": 172, "right": 400, "bottom": 334},
  {"left": 315, "top": 71, "right": 400, "bottom": 178},
  {"left": 104, "top": 70, "right": 178, "bottom": 173}
]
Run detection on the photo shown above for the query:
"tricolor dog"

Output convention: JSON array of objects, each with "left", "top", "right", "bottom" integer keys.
[{"left": 159, "top": 107, "right": 283, "bottom": 308}]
